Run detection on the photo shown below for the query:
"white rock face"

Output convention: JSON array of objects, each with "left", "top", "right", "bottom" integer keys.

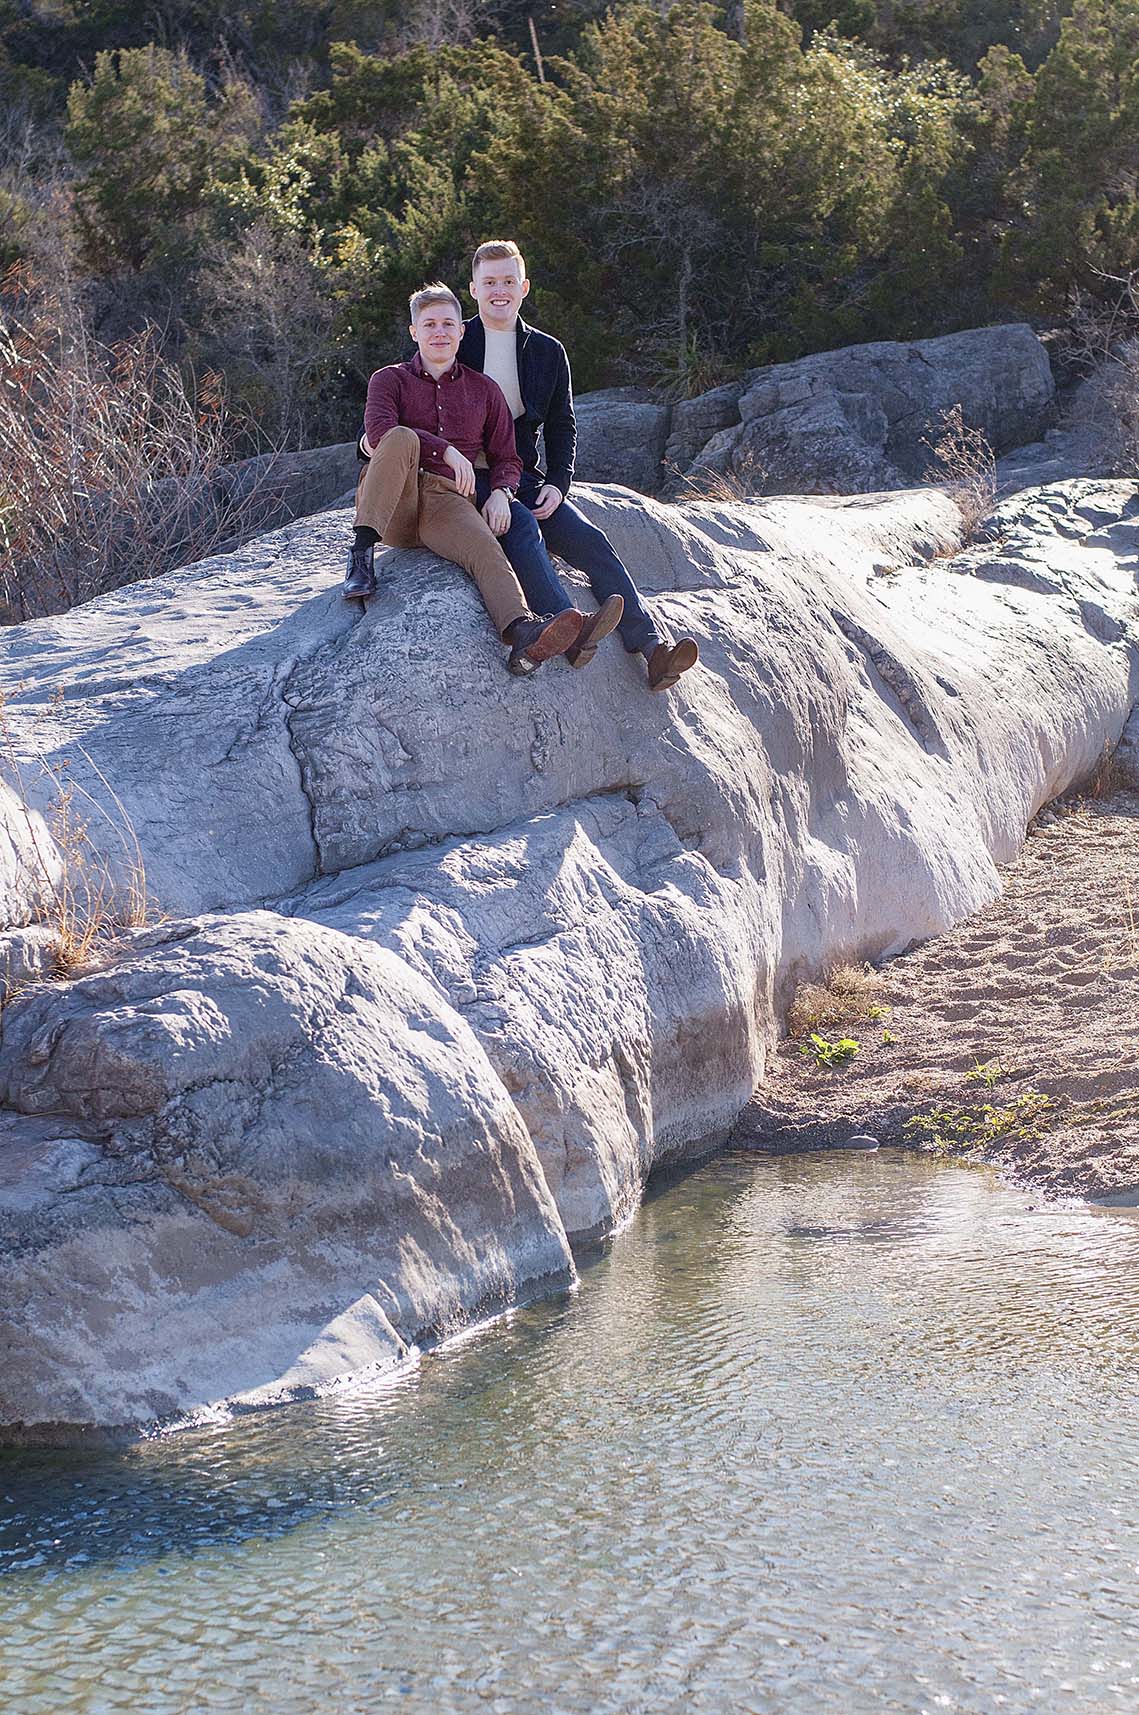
[
  {"left": 0, "top": 777, "right": 65, "bottom": 1000},
  {"left": 0, "top": 911, "right": 571, "bottom": 1436},
  {"left": 0, "top": 777, "right": 62, "bottom": 931},
  {"left": 0, "top": 475, "right": 1136, "bottom": 1438}
]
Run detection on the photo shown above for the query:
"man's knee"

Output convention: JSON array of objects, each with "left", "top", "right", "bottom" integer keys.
[
  {"left": 377, "top": 425, "right": 420, "bottom": 457},
  {"left": 575, "top": 514, "right": 615, "bottom": 554},
  {"left": 548, "top": 512, "right": 622, "bottom": 574},
  {"left": 507, "top": 500, "right": 541, "bottom": 542}
]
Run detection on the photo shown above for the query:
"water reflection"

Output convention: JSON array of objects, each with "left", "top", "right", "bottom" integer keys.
[{"left": 3, "top": 1150, "right": 1139, "bottom": 1715}]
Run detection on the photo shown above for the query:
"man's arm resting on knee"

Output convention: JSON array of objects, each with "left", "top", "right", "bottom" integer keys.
[
  {"left": 479, "top": 383, "right": 523, "bottom": 534},
  {"left": 359, "top": 430, "right": 477, "bottom": 497},
  {"left": 481, "top": 487, "right": 512, "bottom": 536},
  {"left": 444, "top": 445, "right": 477, "bottom": 496}
]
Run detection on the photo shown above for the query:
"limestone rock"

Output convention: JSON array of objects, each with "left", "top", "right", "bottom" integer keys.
[
  {"left": 0, "top": 923, "right": 58, "bottom": 1002},
  {"left": 663, "top": 382, "right": 748, "bottom": 478},
  {"left": 0, "top": 777, "right": 63, "bottom": 931},
  {"left": 154, "top": 441, "right": 360, "bottom": 545},
  {"left": 665, "top": 325, "right": 1055, "bottom": 496},
  {"left": 223, "top": 440, "right": 360, "bottom": 524},
  {"left": 1, "top": 470, "right": 1138, "bottom": 1438},
  {"left": 289, "top": 794, "right": 763, "bottom": 1241},
  {"left": 572, "top": 387, "right": 671, "bottom": 494},
  {"left": 0, "top": 911, "right": 572, "bottom": 1436},
  {"left": 995, "top": 423, "right": 1116, "bottom": 490},
  {"left": 1115, "top": 700, "right": 1139, "bottom": 788}
]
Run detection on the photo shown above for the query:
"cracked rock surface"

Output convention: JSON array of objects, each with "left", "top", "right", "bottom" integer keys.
[
  {"left": 0, "top": 475, "right": 1137, "bottom": 1439},
  {"left": 661, "top": 323, "right": 1055, "bottom": 495}
]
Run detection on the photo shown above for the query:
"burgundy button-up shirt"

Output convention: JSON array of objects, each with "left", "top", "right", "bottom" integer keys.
[{"left": 363, "top": 354, "right": 522, "bottom": 492}]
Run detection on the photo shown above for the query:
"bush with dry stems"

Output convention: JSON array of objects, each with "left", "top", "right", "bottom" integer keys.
[
  {"left": 922, "top": 403, "right": 997, "bottom": 539},
  {"left": 787, "top": 961, "right": 888, "bottom": 1040},
  {"left": 0, "top": 691, "right": 153, "bottom": 994},
  {"left": 666, "top": 450, "right": 770, "bottom": 503},
  {"left": 0, "top": 264, "right": 285, "bottom": 621}
]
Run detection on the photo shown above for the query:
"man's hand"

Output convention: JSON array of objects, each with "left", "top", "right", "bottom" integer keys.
[
  {"left": 532, "top": 483, "right": 564, "bottom": 520},
  {"left": 444, "top": 445, "right": 476, "bottom": 496},
  {"left": 482, "top": 488, "right": 512, "bottom": 536}
]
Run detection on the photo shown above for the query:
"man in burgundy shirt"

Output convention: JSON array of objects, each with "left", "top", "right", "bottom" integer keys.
[{"left": 345, "top": 283, "right": 584, "bottom": 672}]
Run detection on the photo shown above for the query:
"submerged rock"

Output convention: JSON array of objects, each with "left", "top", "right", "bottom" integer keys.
[{"left": 0, "top": 473, "right": 1136, "bottom": 1438}]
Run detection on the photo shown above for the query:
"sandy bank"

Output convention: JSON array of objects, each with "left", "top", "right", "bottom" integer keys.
[{"left": 734, "top": 788, "right": 1139, "bottom": 1202}]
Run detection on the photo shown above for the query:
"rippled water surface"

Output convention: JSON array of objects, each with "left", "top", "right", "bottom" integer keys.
[{"left": 4, "top": 1150, "right": 1139, "bottom": 1714}]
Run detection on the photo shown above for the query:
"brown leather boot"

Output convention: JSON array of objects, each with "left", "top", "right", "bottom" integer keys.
[
  {"left": 506, "top": 609, "right": 585, "bottom": 674},
  {"left": 647, "top": 638, "right": 699, "bottom": 691},
  {"left": 564, "top": 594, "right": 625, "bottom": 668}
]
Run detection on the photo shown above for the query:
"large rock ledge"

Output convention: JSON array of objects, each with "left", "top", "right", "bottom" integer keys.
[{"left": 1, "top": 477, "right": 1137, "bottom": 1441}]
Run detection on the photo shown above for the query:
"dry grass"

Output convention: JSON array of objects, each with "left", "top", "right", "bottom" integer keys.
[
  {"left": 922, "top": 403, "right": 997, "bottom": 539},
  {"left": 667, "top": 450, "right": 769, "bottom": 503},
  {"left": 651, "top": 336, "right": 738, "bottom": 405},
  {"left": 1, "top": 690, "right": 155, "bottom": 996},
  {"left": 0, "top": 263, "right": 285, "bottom": 621},
  {"left": 1069, "top": 738, "right": 1135, "bottom": 804},
  {"left": 786, "top": 960, "right": 888, "bottom": 1039}
]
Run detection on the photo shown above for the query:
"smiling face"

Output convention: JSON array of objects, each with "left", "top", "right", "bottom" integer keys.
[
  {"left": 409, "top": 299, "right": 463, "bottom": 375},
  {"left": 470, "top": 254, "right": 531, "bottom": 332}
]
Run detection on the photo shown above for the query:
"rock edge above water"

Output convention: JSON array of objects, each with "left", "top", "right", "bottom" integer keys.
[{"left": 1, "top": 474, "right": 1137, "bottom": 1439}]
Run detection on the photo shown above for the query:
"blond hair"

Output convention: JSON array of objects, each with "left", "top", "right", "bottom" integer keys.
[
  {"left": 409, "top": 282, "right": 463, "bottom": 322},
  {"left": 471, "top": 240, "right": 526, "bottom": 278}
]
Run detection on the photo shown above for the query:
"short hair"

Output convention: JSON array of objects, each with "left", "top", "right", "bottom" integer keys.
[
  {"left": 409, "top": 282, "right": 463, "bottom": 322},
  {"left": 471, "top": 240, "right": 526, "bottom": 279}
]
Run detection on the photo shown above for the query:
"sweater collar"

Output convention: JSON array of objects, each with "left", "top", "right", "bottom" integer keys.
[{"left": 466, "top": 314, "right": 531, "bottom": 354}]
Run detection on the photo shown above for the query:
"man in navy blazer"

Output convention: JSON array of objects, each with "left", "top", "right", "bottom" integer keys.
[{"left": 457, "top": 239, "right": 699, "bottom": 692}]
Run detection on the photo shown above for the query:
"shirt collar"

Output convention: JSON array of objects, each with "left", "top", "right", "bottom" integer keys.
[{"left": 409, "top": 351, "right": 462, "bottom": 381}]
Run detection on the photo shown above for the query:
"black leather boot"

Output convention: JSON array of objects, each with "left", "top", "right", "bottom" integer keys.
[{"left": 343, "top": 543, "right": 376, "bottom": 598}]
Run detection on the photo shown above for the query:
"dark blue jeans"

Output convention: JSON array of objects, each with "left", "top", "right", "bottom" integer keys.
[{"left": 473, "top": 472, "right": 661, "bottom": 654}]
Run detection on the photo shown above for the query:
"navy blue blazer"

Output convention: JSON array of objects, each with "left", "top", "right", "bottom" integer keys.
[{"left": 459, "top": 315, "right": 577, "bottom": 497}]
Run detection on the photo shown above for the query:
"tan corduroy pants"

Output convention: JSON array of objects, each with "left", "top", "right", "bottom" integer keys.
[{"left": 356, "top": 426, "right": 528, "bottom": 638}]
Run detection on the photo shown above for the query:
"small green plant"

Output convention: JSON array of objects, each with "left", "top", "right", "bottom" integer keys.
[
  {"left": 985, "top": 1092, "right": 1052, "bottom": 1137},
  {"left": 965, "top": 1058, "right": 1006, "bottom": 1088},
  {"left": 881, "top": 1028, "right": 897, "bottom": 1045},
  {"left": 904, "top": 1091, "right": 1053, "bottom": 1155},
  {"left": 801, "top": 1032, "right": 860, "bottom": 1068}
]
